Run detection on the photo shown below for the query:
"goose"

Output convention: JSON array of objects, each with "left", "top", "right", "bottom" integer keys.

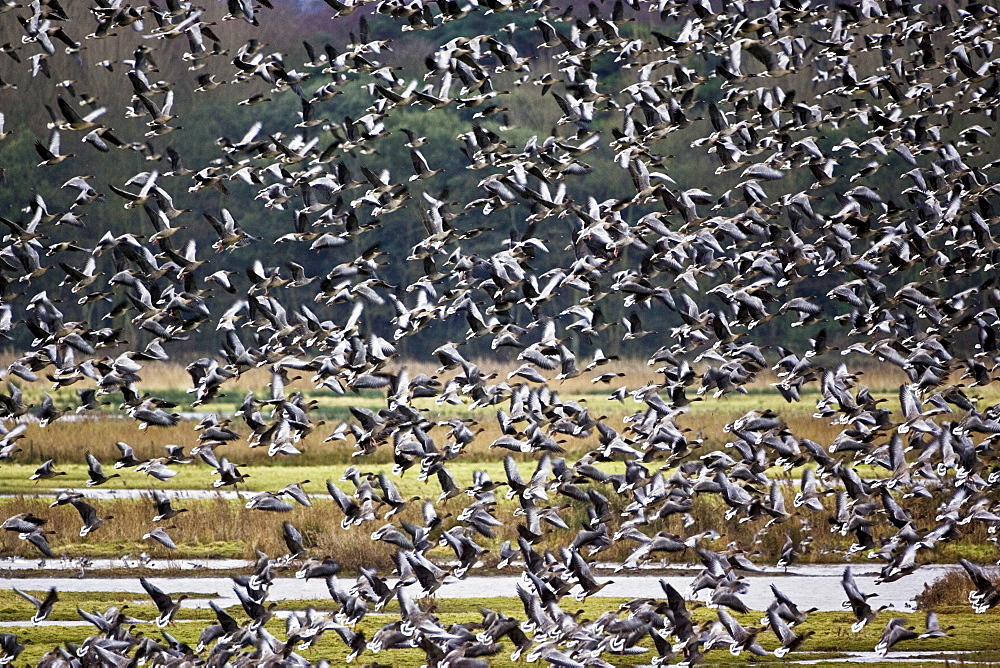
[
  {"left": 53, "top": 97, "right": 103, "bottom": 132},
  {"left": 295, "top": 557, "right": 342, "bottom": 580},
  {"left": 842, "top": 567, "right": 886, "bottom": 631},
  {"left": 959, "top": 558, "right": 1000, "bottom": 613},
  {"left": 137, "top": 458, "right": 177, "bottom": 482},
  {"left": 277, "top": 480, "right": 312, "bottom": 507},
  {"left": 767, "top": 607, "right": 813, "bottom": 657},
  {"left": 278, "top": 521, "right": 307, "bottom": 563},
  {"left": 49, "top": 491, "right": 83, "bottom": 508},
  {"left": 919, "top": 611, "right": 954, "bottom": 639},
  {"left": 0, "top": 632, "right": 25, "bottom": 665},
  {"left": 29, "top": 459, "right": 65, "bottom": 482},
  {"left": 34, "top": 129, "right": 73, "bottom": 166},
  {"left": 143, "top": 526, "right": 177, "bottom": 550},
  {"left": 874, "top": 618, "right": 919, "bottom": 656},
  {"left": 69, "top": 499, "right": 113, "bottom": 537},
  {"left": 13, "top": 586, "right": 58, "bottom": 623},
  {"left": 765, "top": 584, "right": 816, "bottom": 627},
  {"left": 61, "top": 176, "right": 102, "bottom": 209},
  {"left": 139, "top": 578, "right": 188, "bottom": 627},
  {"left": 717, "top": 608, "right": 767, "bottom": 656},
  {"left": 33, "top": 394, "right": 65, "bottom": 428},
  {"left": 84, "top": 452, "right": 120, "bottom": 487},
  {"left": 234, "top": 585, "right": 276, "bottom": 632},
  {"left": 245, "top": 492, "right": 295, "bottom": 512},
  {"left": 20, "top": 527, "right": 55, "bottom": 558}
]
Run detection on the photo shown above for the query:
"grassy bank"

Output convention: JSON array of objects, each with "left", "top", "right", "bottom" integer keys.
[
  {"left": 1, "top": 590, "right": 998, "bottom": 667},
  {"left": 2, "top": 355, "right": 985, "bottom": 470},
  {"left": 1, "top": 489, "right": 996, "bottom": 567},
  {"left": 0, "top": 388, "right": 860, "bottom": 467}
]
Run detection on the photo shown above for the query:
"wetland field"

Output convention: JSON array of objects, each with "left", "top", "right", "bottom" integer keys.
[
  {"left": 1, "top": 362, "right": 999, "bottom": 667},
  {"left": 4, "top": 0, "right": 1000, "bottom": 661}
]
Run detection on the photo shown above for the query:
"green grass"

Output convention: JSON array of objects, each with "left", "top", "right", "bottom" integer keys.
[
  {"left": 0, "top": 591, "right": 217, "bottom": 626},
  {"left": 0, "top": 458, "right": 632, "bottom": 494},
  {"left": 0, "top": 458, "right": 897, "bottom": 496},
  {"left": 4, "top": 360, "right": 998, "bottom": 664},
  {"left": 2, "top": 590, "right": 998, "bottom": 667}
]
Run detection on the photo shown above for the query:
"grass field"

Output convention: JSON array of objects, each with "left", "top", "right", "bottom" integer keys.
[
  {"left": 2, "top": 489, "right": 995, "bottom": 572},
  {"left": 2, "top": 379, "right": 866, "bottom": 465},
  {"left": 3, "top": 359, "right": 1000, "bottom": 665},
  {"left": 1, "top": 358, "right": 988, "bottom": 464},
  {"left": 1, "top": 358, "right": 998, "bottom": 567},
  {"left": 0, "top": 589, "right": 997, "bottom": 667}
]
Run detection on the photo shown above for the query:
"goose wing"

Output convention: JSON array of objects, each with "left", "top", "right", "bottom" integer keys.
[{"left": 139, "top": 577, "right": 174, "bottom": 614}]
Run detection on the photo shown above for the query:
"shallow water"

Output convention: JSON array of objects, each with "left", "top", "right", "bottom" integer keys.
[
  {"left": 0, "top": 488, "right": 254, "bottom": 500},
  {"left": 632, "top": 650, "right": 997, "bottom": 668},
  {"left": 789, "top": 650, "right": 996, "bottom": 665},
  {"left": 0, "top": 556, "right": 253, "bottom": 570},
  {"left": 0, "top": 564, "right": 958, "bottom": 612}
]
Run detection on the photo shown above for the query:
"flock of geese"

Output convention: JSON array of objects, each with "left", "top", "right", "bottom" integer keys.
[{"left": 2, "top": 0, "right": 1000, "bottom": 664}]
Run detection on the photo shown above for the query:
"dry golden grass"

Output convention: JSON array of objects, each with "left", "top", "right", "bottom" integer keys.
[
  {"left": 2, "top": 478, "right": 994, "bottom": 570},
  {"left": 0, "top": 494, "right": 397, "bottom": 568},
  {"left": 915, "top": 567, "right": 998, "bottom": 611},
  {"left": 0, "top": 394, "right": 875, "bottom": 472},
  {"left": 2, "top": 356, "right": 996, "bottom": 569},
  {"left": 0, "top": 354, "right": 940, "bottom": 468},
  {"left": 0, "top": 356, "right": 271, "bottom": 392},
  {"left": 0, "top": 353, "right": 951, "bottom": 398}
]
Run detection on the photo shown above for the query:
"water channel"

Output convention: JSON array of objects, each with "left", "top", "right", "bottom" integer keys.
[{"left": 0, "top": 563, "right": 956, "bottom": 612}]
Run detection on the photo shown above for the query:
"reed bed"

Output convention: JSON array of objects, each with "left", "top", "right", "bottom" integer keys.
[
  {"left": 0, "top": 354, "right": 938, "bottom": 397},
  {"left": 3, "top": 353, "right": 988, "bottom": 408},
  {"left": 2, "top": 356, "right": 997, "bottom": 576},
  {"left": 915, "top": 566, "right": 1000, "bottom": 611},
  {"left": 2, "top": 479, "right": 995, "bottom": 569},
  {"left": 0, "top": 494, "right": 398, "bottom": 569},
  {"left": 1, "top": 384, "right": 890, "bottom": 467}
]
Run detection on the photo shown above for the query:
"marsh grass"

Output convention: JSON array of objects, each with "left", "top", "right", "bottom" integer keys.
[
  {"left": 0, "top": 387, "right": 901, "bottom": 469},
  {"left": 1, "top": 480, "right": 995, "bottom": 569},
  {"left": 0, "top": 494, "right": 399, "bottom": 568},
  {"left": 2, "top": 353, "right": 991, "bottom": 481},
  {"left": 2, "top": 590, "right": 998, "bottom": 668},
  {"left": 915, "top": 566, "right": 1000, "bottom": 611},
  {"left": 0, "top": 355, "right": 941, "bottom": 397},
  {"left": 3, "top": 358, "right": 999, "bottom": 596}
]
